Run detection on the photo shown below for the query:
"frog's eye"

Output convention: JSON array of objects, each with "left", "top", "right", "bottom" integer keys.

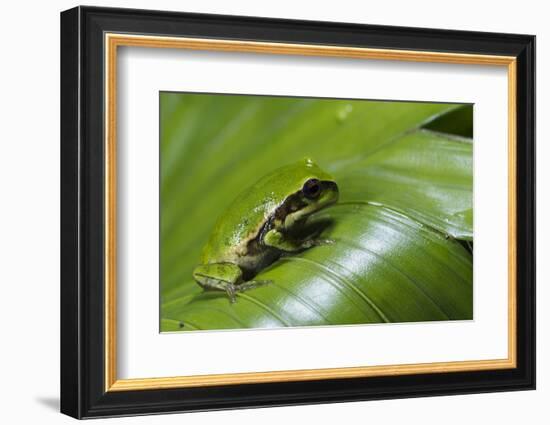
[{"left": 302, "top": 178, "right": 321, "bottom": 199}]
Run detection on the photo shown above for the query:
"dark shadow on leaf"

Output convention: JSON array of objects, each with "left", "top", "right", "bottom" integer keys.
[{"left": 288, "top": 216, "right": 336, "bottom": 241}]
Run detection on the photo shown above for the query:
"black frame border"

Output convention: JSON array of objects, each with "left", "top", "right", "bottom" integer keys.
[{"left": 60, "top": 6, "right": 535, "bottom": 419}]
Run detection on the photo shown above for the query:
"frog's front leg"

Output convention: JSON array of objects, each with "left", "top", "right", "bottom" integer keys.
[
  {"left": 263, "top": 229, "right": 333, "bottom": 252},
  {"left": 193, "top": 263, "right": 270, "bottom": 303}
]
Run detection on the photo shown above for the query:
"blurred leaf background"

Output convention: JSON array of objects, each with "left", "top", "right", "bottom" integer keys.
[{"left": 160, "top": 93, "right": 473, "bottom": 332}]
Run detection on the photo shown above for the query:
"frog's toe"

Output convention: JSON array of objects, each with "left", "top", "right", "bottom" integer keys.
[
  {"left": 236, "top": 279, "right": 273, "bottom": 293},
  {"left": 304, "top": 237, "right": 335, "bottom": 248}
]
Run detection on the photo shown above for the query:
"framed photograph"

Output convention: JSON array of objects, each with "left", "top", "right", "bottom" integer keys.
[{"left": 60, "top": 6, "right": 535, "bottom": 419}]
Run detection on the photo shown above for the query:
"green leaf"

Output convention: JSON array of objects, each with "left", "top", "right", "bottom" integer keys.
[
  {"left": 160, "top": 318, "right": 184, "bottom": 332},
  {"left": 335, "top": 129, "right": 473, "bottom": 239},
  {"left": 163, "top": 203, "right": 472, "bottom": 329},
  {"left": 160, "top": 94, "right": 473, "bottom": 330},
  {"left": 423, "top": 104, "right": 473, "bottom": 138}
]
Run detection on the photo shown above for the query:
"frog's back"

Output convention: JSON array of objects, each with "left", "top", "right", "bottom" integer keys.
[
  {"left": 200, "top": 160, "right": 332, "bottom": 263},
  {"left": 200, "top": 171, "right": 286, "bottom": 263}
]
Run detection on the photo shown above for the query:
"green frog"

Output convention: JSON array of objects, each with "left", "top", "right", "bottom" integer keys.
[{"left": 192, "top": 158, "right": 339, "bottom": 302}]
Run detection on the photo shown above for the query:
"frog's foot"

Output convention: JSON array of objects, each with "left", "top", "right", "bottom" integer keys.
[
  {"left": 235, "top": 279, "right": 273, "bottom": 293},
  {"left": 301, "top": 237, "right": 335, "bottom": 249},
  {"left": 265, "top": 229, "right": 334, "bottom": 252},
  {"left": 225, "top": 284, "right": 237, "bottom": 303}
]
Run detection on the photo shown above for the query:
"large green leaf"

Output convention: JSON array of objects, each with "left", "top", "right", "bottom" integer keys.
[
  {"left": 160, "top": 94, "right": 473, "bottom": 330},
  {"left": 163, "top": 203, "right": 472, "bottom": 330},
  {"left": 334, "top": 129, "right": 473, "bottom": 240}
]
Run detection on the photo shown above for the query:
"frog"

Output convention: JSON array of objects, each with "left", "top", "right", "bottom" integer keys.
[{"left": 192, "top": 158, "right": 339, "bottom": 303}]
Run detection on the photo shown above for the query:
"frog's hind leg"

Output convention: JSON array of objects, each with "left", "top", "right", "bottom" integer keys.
[
  {"left": 193, "top": 263, "right": 273, "bottom": 302},
  {"left": 193, "top": 263, "right": 243, "bottom": 303},
  {"left": 235, "top": 279, "right": 272, "bottom": 293}
]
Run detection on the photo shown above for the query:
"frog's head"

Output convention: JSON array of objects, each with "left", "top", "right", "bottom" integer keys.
[{"left": 279, "top": 158, "right": 339, "bottom": 229}]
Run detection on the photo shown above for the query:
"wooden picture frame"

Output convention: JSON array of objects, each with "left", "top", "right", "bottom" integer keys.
[{"left": 60, "top": 5, "right": 535, "bottom": 419}]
